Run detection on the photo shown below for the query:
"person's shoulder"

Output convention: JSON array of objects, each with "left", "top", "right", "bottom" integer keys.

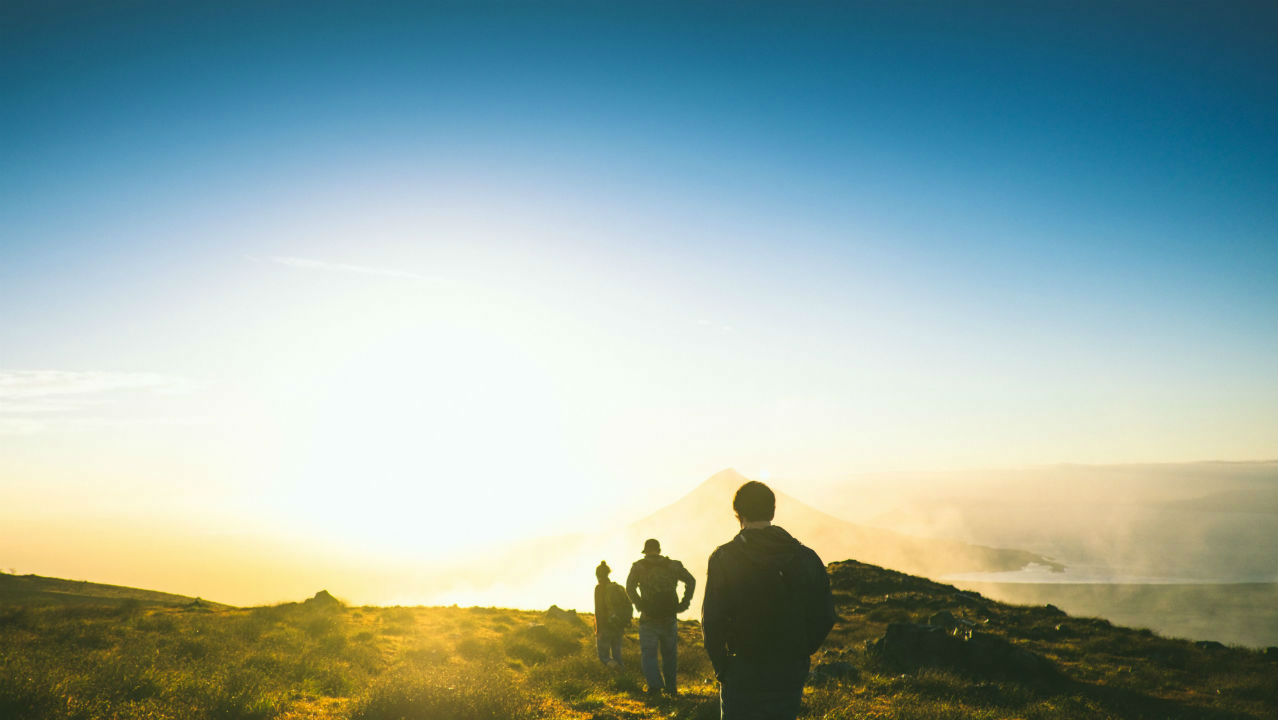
[
  {"left": 791, "top": 537, "right": 817, "bottom": 555},
  {"left": 708, "top": 536, "right": 742, "bottom": 563},
  {"left": 709, "top": 539, "right": 734, "bottom": 555},
  {"left": 792, "top": 540, "right": 827, "bottom": 573}
]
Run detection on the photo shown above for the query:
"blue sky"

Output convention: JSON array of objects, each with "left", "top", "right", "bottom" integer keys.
[{"left": 1, "top": 1, "right": 1275, "bottom": 560}]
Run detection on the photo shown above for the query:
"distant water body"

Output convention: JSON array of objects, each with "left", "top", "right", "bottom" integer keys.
[
  {"left": 944, "top": 567, "right": 1278, "bottom": 648},
  {"left": 943, "top": 562, "right": 1278, "bottom": 585}
]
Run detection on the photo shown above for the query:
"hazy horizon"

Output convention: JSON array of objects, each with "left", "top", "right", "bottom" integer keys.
[{"left": 3, "top": 460, "right": 1274, "bottom": 611}]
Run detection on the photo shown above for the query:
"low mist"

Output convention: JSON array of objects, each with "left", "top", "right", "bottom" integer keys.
[{"left": 5, "top": 461, "right": 1274, "bottom": 647}]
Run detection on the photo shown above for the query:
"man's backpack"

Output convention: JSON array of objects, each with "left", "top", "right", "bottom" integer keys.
[
  {"left": 637, "top": 557, "right": 681, "bottom": 618},
  {"left": 607, "top": 581, "right": 633, "bottom": 628}
]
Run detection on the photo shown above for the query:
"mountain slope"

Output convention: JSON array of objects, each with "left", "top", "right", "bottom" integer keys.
[
  {"left": 629, "top": 468, "right": 1062, "bottom": 579},
  {"left": 0, "top": 572, "right": 226, "bottom": 608},
  {"left": 811, "top": 559, "right": 1276, "bottom": 719}
]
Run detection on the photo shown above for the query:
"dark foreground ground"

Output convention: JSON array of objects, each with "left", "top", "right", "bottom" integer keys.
[{"left": 1, "top": 562, "right": 1275, "bottom": 719}]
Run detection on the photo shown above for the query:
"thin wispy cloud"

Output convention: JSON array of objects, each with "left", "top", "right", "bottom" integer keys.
[
  {"left": 260, "top": 256, "right": 438, "bottom": 283},
  {"left": 0, "top": 370, "right": 186, "bottom": 400},
  {"left": 0, "top": 370, "right": 193, "bottom": 435}
]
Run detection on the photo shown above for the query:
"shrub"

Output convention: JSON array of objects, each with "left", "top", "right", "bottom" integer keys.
[
  {"left": 512, "top": 623, "right": 582, "bottom": 659},
  {"left": 506, "top": 642, "right": 547, "bottom": 666}
]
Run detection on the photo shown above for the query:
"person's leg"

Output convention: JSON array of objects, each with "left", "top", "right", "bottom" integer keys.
[
  {"left": 638, "top": 620, "right": 662, "bottom": 694},
  {"left": 611, "top": 632, "right": 624, "bottom": 665},
  {"left": 722, "top": 683, "right": 802, "bottom": 720},
  {"left": 596, "top": 632, "right": 611, "bottom": 664},
  {"left": 772, "top": 682, "right": 805, "bottom": 719},
  {"left": 660, "top": 618, "right": 678, "bottom": 693},
  {"left": 719, "top": 670, "right": 752, "bottom": 720},
  {"left": 770, "top": 685, "right": 805, "bottom": 718},
  {"left": 720, "top": 660, "right": 806, "bottom": 720}
]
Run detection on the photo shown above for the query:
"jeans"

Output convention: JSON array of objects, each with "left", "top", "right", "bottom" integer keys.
[
  {"left": 638, "top": 617, "right": 678, "bottom": 693},
  {"left": 596, "top": 629, "right": 623, "bottom": 665},
  {"left": 719, "top": 656, "right": 808, "bottom": 720}
]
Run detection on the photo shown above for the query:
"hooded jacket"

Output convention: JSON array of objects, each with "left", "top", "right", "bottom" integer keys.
[{"left": 701, "top": 525, "right": 835, "bottom": 683}]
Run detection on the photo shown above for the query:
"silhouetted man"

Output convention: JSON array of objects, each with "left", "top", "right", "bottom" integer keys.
[
  {"left": 702, "top": 481, "right": 836, "bottom": 720},
  {"left": 627, "top": 538, "right": 696, "bottom": 697}
]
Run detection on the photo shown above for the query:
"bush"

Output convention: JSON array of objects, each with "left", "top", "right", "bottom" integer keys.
[
  {"left": 506, "top": 642, "right": 547, "bottom": 666},
  {"left": 513, "top": 623, "right": 582, "bottom": 659}
]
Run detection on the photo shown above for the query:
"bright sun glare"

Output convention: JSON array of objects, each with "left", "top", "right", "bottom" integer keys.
[{"left": 248, "top": 284, "right": 591, "bottom": 559}]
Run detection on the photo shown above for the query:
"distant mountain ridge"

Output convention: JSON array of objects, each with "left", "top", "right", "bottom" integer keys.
[
  {"left": 629, "top": 468, "right": 1063, "bottom": 580},
  {"left": 408, "top": 468, "right": 1064, "bottom": 612}
]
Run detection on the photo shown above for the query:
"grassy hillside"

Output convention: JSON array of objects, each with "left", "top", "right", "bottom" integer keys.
[
  {"left": 0, "top": 573, "right": 227, "bottom": 608},
  {"left": 1, "top": 562, "right": 1274, "bottom": 720}
]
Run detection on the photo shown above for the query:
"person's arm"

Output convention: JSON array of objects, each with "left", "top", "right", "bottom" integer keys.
[
  {"left": 700, "top": 551, "right": 729, "bottom": 679},
  {"left": 804, "top": 549, "right": 836, "bottom": 654},
  {"left": 676, "top": 561, "right": 696, "bottom": 611},
  {"left": 626, "top": 564, "right": 643, "bottom": 614},
  {"left": 593, "top": 585, "right": 603, "bottom": 633}
]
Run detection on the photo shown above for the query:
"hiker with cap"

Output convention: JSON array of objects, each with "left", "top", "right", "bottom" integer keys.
[
  {"left": 626, "top": 538, "right": 696, "bottom": 698},
  {"left": 593, "top": 560, "right": 632, "bottom": 668},
  {"left": 702, "top": 480, "right": 836, "bottom": 719}
]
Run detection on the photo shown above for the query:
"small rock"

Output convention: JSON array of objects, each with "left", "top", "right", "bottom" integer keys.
[
  {"left": 545, "top": 605, "right": 585, "bottom": 626},
  {"left": 810, "top": 660, "right": 859, "bottom": 686},
  {"left": 928, "top": 611, "right": 956, "bottom": 628}
]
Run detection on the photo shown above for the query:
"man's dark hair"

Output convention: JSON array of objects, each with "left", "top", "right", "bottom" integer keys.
[{"left": 733, "top": 481, "right": 775, "bottom": 522}]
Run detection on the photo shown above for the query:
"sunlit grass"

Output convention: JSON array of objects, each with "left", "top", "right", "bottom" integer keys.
[
  {"left": 0, "top": 596, "right": 719, "bottom": 720},
  {"left": 1, "top": 563, "right": 1274, "bottom": 719}
]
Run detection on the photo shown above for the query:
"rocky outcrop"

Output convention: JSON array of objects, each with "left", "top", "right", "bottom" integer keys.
[
  {"left": 869, "top": 622, "right": 1059, "bottom": 685},
  {"left": 545, "top": 604, "right": 586, "bottom": 628},
  {"left": 304, "top": 590, "right": 343, "bottom": 608}
]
